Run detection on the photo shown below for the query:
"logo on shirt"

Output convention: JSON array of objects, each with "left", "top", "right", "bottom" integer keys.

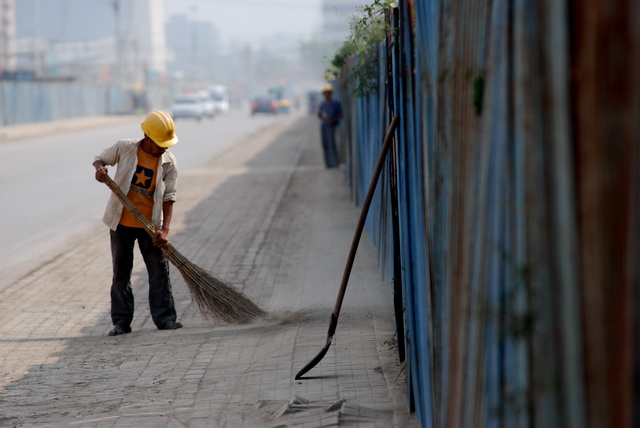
[{"left": 130, "top": 165, "right": 154, "bottom": 195}]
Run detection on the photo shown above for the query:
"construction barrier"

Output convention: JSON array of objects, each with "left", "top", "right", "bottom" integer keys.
[
  {"left": 337, "top": 1, "right": 639, "bottom": 427},
  {"left": 0, "top": 81, "right": 171, "bottom": 126}
]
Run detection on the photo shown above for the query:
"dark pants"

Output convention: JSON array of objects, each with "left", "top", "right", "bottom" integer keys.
[
  {"left": 110, "top": 225, "right": 177, "bottom": 329},
  {"left": 321, "top": 123, "right": 339, "bottom": 168}
]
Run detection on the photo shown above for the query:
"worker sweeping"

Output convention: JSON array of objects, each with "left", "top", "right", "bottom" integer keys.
[{"left": 93, "top": 111, "right": 183, "bottom": 336}]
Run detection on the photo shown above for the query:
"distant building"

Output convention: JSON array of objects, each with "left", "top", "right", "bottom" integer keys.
[
  {"left": 321, "top": 0, "right": 369, "bottom": 47},
  {"left": 165, "top": 14, "right": 221, "bottom": 83},
  {"left": 0, "top": 0, "right": 17, "bottom": 72},
  {"left": 130, "top": 0, "right": 168, "bottom": 81},
  {"left": 13, "top": 0, "right": 168, "bottom": 85}
]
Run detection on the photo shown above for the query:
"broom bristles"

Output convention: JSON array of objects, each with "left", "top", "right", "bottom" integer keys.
[
  {"left": 164, "top": 244, "right": 265, "bottom": 323},
  {"left": 103, "top": 174, "right": 265, "bottom": 323}
]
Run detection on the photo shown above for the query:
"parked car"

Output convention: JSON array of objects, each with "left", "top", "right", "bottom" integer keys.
[
  {"left": 197, "top": 92, "right": 216, "bottom": 119},
  {"left": 250, "top": 96, "right": 279, "bottom": 116},
  {"left": 210, "top": 85, "right": 230, "bottom": 114},
  {"left": 277, "top": 99, "right": 292, "bottom": 114},
  {"left": 171, "top": 96, "right": 205, "bottom": 121},
  {"left": 211, "top": 92, "right": 230, "bottom": 114}
]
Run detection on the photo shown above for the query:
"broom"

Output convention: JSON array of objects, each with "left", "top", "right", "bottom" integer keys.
[{"left": 102, "top": 174, "right": 265, "bottom": 323}]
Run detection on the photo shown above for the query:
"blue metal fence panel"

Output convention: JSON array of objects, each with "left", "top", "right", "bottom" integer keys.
[
  {"left": 397, "top": 3, "right": 434, "bottom": 427},
  {"left": 413, "top": 2, "right": 445, "bottom": 426},
  {"left": 479, "top": 4, "right": 510, "bottom": 427},
  {"left": 334, "top": 0, "right": 637, "bottom": 426}
]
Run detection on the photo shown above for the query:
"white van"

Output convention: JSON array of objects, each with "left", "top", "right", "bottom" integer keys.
[{"left": 210, "top": 85, "right": 230, "bottom": 114}]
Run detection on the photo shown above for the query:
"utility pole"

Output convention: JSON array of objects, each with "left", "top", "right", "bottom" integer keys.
[
  {"left": 190, "top": 5, "right": 198, "bottom": 83},
  {"left": 112, "top": 0, "right": 122, "bottom": 86},
  {"left": 35, "top": 0, "right": 42, "bottom": 76}
]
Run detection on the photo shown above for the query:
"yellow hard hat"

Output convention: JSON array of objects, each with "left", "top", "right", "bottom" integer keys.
[
  {"left": 141, "top": 111, "right": 178, "bottom": 148},
  {"left": 322, "top": 84, "right": 333, "bottom": 93}
]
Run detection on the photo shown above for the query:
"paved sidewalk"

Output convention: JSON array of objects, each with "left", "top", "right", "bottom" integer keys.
[{"left": 0, "top": 115, "right": 416, "bottom": 427}]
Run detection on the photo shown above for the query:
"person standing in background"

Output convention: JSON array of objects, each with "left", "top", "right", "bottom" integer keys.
[{"left": 317, "top": 84, "right": 342, "bottom": 169}]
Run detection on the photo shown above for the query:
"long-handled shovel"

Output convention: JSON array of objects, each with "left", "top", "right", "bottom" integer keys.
[{"left": 295, "top": 115, "right": 399, "bottom": 379}]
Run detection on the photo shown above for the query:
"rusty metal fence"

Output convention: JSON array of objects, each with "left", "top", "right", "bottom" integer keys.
[{"left": 337, "top": 1, "right": 639, "bottom": 427}]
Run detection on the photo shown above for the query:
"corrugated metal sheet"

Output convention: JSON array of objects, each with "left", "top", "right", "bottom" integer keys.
[
  {"left": 392, "top": 2, "right": 434, "bottom": 423},
  {"left": 337, "top": 0, "right": 639, "bottom": 427},
  {"left": 0, "top": 81, "right": 170, "bottom": 126},
  {"left": 570, "top": 1, "right": 639, "bottom": 426}
]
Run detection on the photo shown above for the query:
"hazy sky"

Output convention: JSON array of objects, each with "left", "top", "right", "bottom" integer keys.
[{"left": 163, "top": 0, "right": 324, "bottom": 45}]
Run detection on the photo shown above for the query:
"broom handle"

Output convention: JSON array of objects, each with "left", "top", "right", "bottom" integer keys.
[
  {"left": 102, "top": 174, "right": 191, "bottom": 269},
  {"left": 103, "top": 174, "right": 158, "bottom": 238}
]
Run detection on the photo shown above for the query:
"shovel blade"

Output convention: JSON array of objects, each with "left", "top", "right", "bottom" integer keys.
[
  {"left": 295, "top": 314, "right": 338, "bottom": 379},
  {"left": 295, "top": 336, "right": 333, "bottom": 379}
]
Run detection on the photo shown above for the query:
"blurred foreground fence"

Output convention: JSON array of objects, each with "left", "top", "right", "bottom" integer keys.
[
  {"left": 0, "top": 81, "right": 171, "bottom": 126},
  {"left": 337, "top": 1, "right": 639, "bottom": 427}
]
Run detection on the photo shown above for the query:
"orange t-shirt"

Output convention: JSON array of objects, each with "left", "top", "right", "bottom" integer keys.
[{"left": 119, "top": 147, "right": 159, "bottom": 228}]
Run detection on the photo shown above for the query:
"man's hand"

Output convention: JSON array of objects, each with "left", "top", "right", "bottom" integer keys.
[
  {"left": 93, "top": 161, "right": 108, "bottom": 183},
  {"left": 153, "top": 228, "right": 170, "bottom": 248}
]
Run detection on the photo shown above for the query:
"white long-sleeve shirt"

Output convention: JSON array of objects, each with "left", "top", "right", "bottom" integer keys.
[{"left": 95, "top": 138, "right": 178, "bottom": 231}]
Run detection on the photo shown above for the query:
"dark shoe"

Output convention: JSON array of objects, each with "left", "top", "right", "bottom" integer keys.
[
  {"left": 159, "top": 321, "right": 183, "bottom": 330},
  {"left": 108, "top": 325, "right": 132, "bottom": 336}
]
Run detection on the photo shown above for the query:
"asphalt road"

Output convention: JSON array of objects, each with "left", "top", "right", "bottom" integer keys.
[{"left": 0, "top": 109, "right": 295, "bottom": 288}]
